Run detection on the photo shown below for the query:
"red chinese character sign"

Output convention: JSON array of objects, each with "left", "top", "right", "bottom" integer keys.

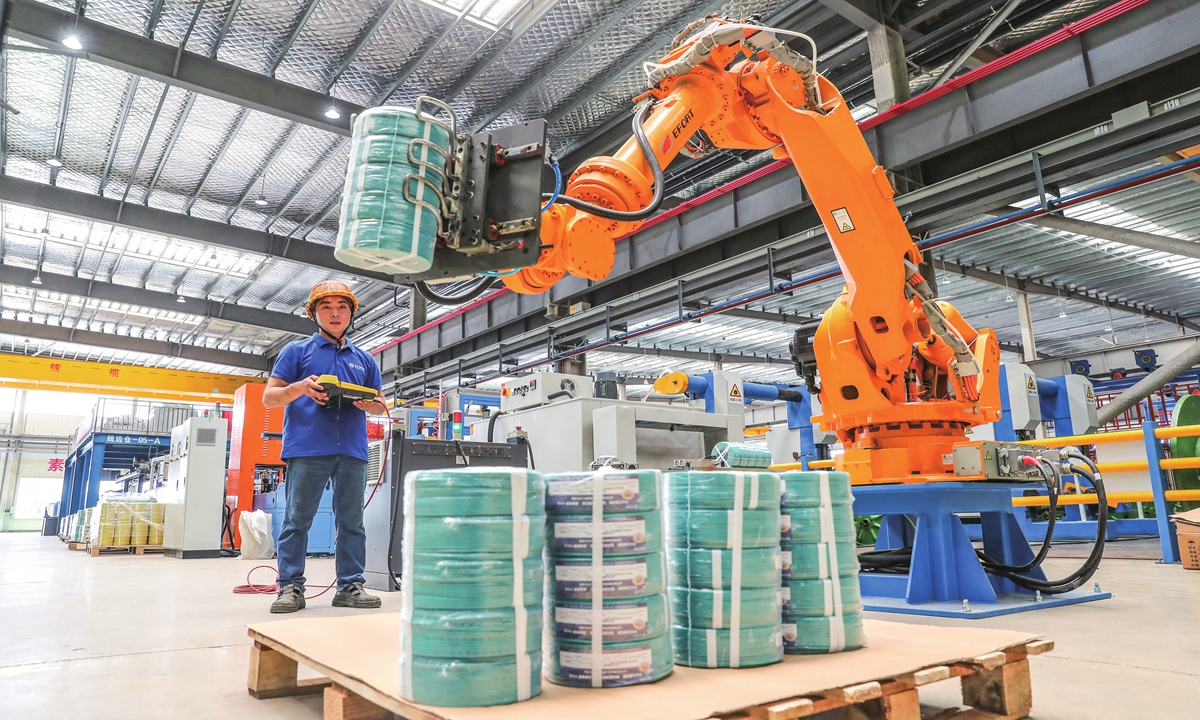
[
  {"left": 109, "top": 368, "right": 120, "bottom": 377},
  {"left": 49, "top": 363, "right": 61, "bottom": 372},
  {"left": 48, "top": 458, "right": 65, "bottom": 472}
]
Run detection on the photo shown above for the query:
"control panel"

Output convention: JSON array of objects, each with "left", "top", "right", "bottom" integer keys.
[{"left": 952, "top": 441, "right": 1047, "bottom": 481}]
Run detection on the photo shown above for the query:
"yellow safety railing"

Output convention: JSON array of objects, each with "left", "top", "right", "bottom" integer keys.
[
  {"left": 1013, "top": 489, "right": 1200, "bottom": 507},
  {"left": 1016, "top": 424, "right": 1200, "bottom": 447}
]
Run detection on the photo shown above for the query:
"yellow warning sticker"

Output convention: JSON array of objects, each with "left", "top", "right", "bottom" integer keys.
[
  {"left": 1086, "top": 386, "right": 1094, "bottom": 399},
  {"left": 729, "top": 384, "right": 743, "bottom": 400},
  {"left": 1027, "top": 376, "right": 1036, "bottom": 390},
  {"left": 831, "top": 207, "right": 855, "bottom": 233}
]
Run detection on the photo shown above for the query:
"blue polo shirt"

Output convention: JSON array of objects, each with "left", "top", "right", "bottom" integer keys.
[{"left": 271, "top": 333, "right": 383, "bottom": 462}]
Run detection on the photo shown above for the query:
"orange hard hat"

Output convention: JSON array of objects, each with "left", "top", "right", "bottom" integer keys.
[{"left": 305, "top": 281, "right": 359, "bottom": 321}]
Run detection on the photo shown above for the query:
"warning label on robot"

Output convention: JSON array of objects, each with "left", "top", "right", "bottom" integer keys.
[
  {"left": 831, "top": 207, "right": 855, "bottom": 232},
  {"left": 729, "top": 383, "right": 743, "bottom": 401}
]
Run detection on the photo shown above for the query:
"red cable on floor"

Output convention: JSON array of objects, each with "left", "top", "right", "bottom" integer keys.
[{"left": 232, "top": 564, "right": 337, "bottom": 598}]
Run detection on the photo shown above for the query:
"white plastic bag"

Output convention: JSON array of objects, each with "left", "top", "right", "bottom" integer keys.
[{"left": 239, "top": 510, "right": 275, "bottom": 559}]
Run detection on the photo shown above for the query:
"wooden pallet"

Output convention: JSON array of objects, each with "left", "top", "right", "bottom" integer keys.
[
  {"left": 87, "top": 543, "right": 164, "bottom": 557},
  {"left": 67, "top": 541, "right": 88, "bottom": 551},
  {"left": 246, "top": 615, "right": 1052, "bottom": 720}
]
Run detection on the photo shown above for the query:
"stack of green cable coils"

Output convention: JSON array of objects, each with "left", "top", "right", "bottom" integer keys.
[
  {"left": 543, "top": 469, "right": 674, "bottom": 687},
  {"left": 335, "top": 106, "right": 451, "bottom": 275},
  {"left": 779, "top": 471, "right": 865, "bottom": 654},
  {"left": 666, "top": 471, "right": 784, "bottom": 668},
  {"left": 399, "top": 468, "right": 545, "bottom": 706}
]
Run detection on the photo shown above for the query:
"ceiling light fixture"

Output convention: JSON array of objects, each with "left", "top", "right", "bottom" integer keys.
[
  {"left": 177, "top": 294, "right": 187, "bottom": 303},
  {"left": 1059, "top": 310, "right": 1067, "bottom": 318},
  {"left": 253, "top": 175, "right": 268, "bottom": 206},
  {"left": 31, "top": 273, "right": 43, "bottom": 285},
  {"left": 324, "top": 107, "right": 341, "bottom": 119},
  {"left": 1005, "top": 294, "right": 1013, "bottom": 303},
  {"left": 45, "top": 157, "right": 63, "bottom": 168},
  {"left": 62, "top": 35, "right": 83, "bottom": 50}
]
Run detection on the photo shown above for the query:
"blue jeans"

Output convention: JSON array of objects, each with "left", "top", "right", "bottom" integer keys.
[{"left": 277, "top": 454, "right": 368, "bottom": 592}]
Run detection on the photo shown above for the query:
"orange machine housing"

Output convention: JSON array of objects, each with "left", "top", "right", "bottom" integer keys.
[
  {"left": 226, "top": 383, "right": 285, "bottom": 547},
  {"left": 500, "top": 18, "right": 1001, "bottom": 486}
]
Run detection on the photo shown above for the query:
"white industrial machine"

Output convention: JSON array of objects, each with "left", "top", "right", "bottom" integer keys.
[
  {"left": 156, "top": 415, "right": 227, "bottom": 559},
  {"left": 477, "top": 372, "right": 742, "bottom": 472}
]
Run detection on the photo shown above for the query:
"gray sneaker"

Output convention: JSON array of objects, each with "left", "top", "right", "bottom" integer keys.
[
  {"left": 332, "top": 581, "right": 382, "bottom": 609},
  {"left": 270, "top": 585, "right": 306, "bottom": 614}
]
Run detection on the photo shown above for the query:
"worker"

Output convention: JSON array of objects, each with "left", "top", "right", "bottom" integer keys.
[{"left": 262, "top": 281, "right": 386, "bottom": 614}]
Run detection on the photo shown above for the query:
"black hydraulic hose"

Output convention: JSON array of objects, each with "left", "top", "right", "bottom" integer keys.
[
  {"left": 978, "top": 457, "right": 1060, "bottom": 575},
  {"left": 487, "top": 410, "right": 503, "bottom": 443},
  {"left": 414, "top": 278, "right": 495, "bottom": 306},
  {"left": 545, "top": 102, "right": 665, "bottom": 223},
  {"left": 980, "top": 461, "right": 1108, "bottom": 594},
  {"left": 545, "top": 390, "right": 575, "bottom": 401}
]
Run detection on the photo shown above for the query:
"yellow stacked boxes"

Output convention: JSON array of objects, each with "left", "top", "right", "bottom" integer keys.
[
  {"left": 130, "top": 504, "right": 150, "bottom": 546},
  {"left": 149, "top": 503, "right": 165, "bottom": 546},
  {"left": 115, "top": 502, "right": 133, "bottom": 547}
]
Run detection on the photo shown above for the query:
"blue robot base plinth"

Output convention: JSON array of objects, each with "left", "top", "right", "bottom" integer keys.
[{"left": 854, "top": 482, "right": 1112, "bottom": 619}]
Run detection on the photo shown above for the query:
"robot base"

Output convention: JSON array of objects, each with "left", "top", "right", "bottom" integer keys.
[{"left": 854, "top": 482, "right": 1112, "bottom": 619}]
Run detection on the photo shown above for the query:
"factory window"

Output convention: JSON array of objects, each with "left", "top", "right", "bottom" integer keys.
[{"left": 12, "top": 477, "right": 63, "bottom": 519}]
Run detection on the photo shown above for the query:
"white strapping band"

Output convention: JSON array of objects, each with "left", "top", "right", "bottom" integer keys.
[
  {"left": 727, "top": 473, "right": 745, "bottom": 667},
  {"left": 399, "top": 470, "right": 417, "bottom": 699},
  {"left": 817, "top": 471, "right": 845, "bottom": 652},
  {"left": 511, "top": 470, "right": 532, "bottom": 700},
  {"left": 590, "top": 472, "right": 605, "bottom": 687},
  {"left": 706, "top": 628, "right": 718, "bottom": 667}
]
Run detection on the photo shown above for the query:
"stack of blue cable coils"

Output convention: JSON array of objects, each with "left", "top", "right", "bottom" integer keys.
[
  {"left": 667, "top": 471, "right": 784, "bottom": 668},
  {"left": 399, "top": 468, "right": 545, "bottom": 706},
  {"left": 335, "top": 106, "right": 451, "bottom": 275},
  {"left": 543, "top": 469, "right": 673, "bottom": 687},
  {"left": 779, "top": 470, "right": 866, "bottom": 654}
]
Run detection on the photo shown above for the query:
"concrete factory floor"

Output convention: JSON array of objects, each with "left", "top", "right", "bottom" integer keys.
[{"left": 1, "top": 534, "right": 1195, "bottom": 720}]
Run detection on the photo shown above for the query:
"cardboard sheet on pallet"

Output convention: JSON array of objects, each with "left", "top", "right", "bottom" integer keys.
[{"left": 247, "top": 614, "right": 1041, "bottom": 720}]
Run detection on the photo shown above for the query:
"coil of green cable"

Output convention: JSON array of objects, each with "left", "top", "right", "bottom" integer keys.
[
  {"left": 405, "top": 606, "right": 543, "bottom": 659},
  {"left": 781, "top": 504, "right": 856, "bottom": 544},
  {"left": 710, "top": 442, "right": 773, "bottom": 469},
  {"left": 406, "top": 468, "right": 546, "bottom": 517},
  {"left": 665, "top": 471, "right": 781, "bottom": 509},
  {"left": 545, "top": 470, "right": 661, "bottom": 514},
  {"left": 410, "top": 514, "right": 546, "bottom": 554},
  {"left": 782, "top": 611, "right": 866, "bottom": 654},
  {"left": 546, "top": 553, "right": 667, "bottom": 600},
  {"left": 409, "top": 553, "right": 543, "bottom": 610},
  {"left": 666, "top": 507, "right": 781, "bottom": 549},
  {"left": 780, "top": 470, "right": 854, "bottom": 507},
  {"left": 399, "top": 651, "right": 542, "bottom": 706},
  {"left": 546, "top": 510, "right": 663, "bottom": 557},
  {"left": 547, "top": 594, "right": 670, "bottom": 643},
  {"left": 356, "top": 107, "right": 454, "bottom": 141},
  {"left": 667, "top": 547, "right": 781, "bottom": 589},
  {"left": 545, "top": 632, "right": 674, "bottom": 687},
  {"left": 672, "top": 624, "right": 784, "bottom": 668},
  {"left": 782, "top": 541, "right": 860, "bottom": 580},
  {"left": 350, "top": 134, "right": 450, "bottom": 168},
  {"left": 669, "top": 585, "right": 782, "bottom": 629},
  {"left": 782, "top": 575, "right": 862, "bottom": 617}
]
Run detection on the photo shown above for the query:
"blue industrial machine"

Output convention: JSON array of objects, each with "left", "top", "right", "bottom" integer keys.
[
  {"left": 438, "top": 388, "right": 501, "bottom": 440},
  {"left": 252, "top": 479, "right": 335, "bottom": 555},
  {"left": 655, "top": 370, "right": 822, "bottom": 467}
]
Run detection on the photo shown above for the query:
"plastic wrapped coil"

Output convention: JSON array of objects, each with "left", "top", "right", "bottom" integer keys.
[
  {"left": 781, "top": 504, "right": 856, "bottom": 544},
  {"left": 404, "top": 468, "right": 545, "bottom": 517},
  {"left": 780, "top": 470, "right": 854, "bottom": 507},
  {"left": 335, "top": 106, "right": 451, "bottom": 275},
  {"left": 667, "top": 547, "right": 782, "bottom": 589},
  {"left": 411, "top": 514, "right": 545, "bottom": 555},
  {"left": 547, "top": 553, "right": 667, "bottom": 600},
  {"left": 547, "top": 510, "right": 662, "bottom": 557},
  {"left": 670, "top": 585, "right": 782, "bottom": 629},
  {"left": 399, "top": 651, "right": 542, "bottom": 706},
  {"left": 782, "top": 575, "right": 862, "bottom": 617},
  {"left": 546, "top": 632, "right": 674, "bottom": 687},
  {"left": 711, "top": 442, "right": 773, "bottom": 469},
  {"left": 404, "top": 606, "right": 542, "bottom": 659},
  {"left": 672, "top": 624, "right": 784, "bottom": 668},
  {"left": 409, "top": 553, "right": 543, "bottom": 610},
  {"left": 782, "top": 611, "right": 866, "bottom": 654},
  {"left": 667, "top": 507, "right": 781, "bottom": 549},
  {"left": 665, "top": 471, "right": 781, "bottom": 509},
  {"left": 782, "top": 542, "right": 860, "bottom": 580},
  {"left": 545, "top": 469, "right": 661, "bottom": 514},
  {"left": 547, "top": 594, "right": 670, "bottom": 642}
]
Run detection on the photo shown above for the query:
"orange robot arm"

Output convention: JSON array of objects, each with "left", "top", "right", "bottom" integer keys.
[{"left": 505, "top": 18, "right": 1000, "bottom": 481}]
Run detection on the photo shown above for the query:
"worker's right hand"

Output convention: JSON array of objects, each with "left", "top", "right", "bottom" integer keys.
[{"left": 294, "top": 375, "right": 328, "bottom": 405}]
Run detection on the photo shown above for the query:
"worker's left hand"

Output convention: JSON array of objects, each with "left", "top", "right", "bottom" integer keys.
[{"left": 353, "top": 395, "right": 387, "bottom": 416}]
